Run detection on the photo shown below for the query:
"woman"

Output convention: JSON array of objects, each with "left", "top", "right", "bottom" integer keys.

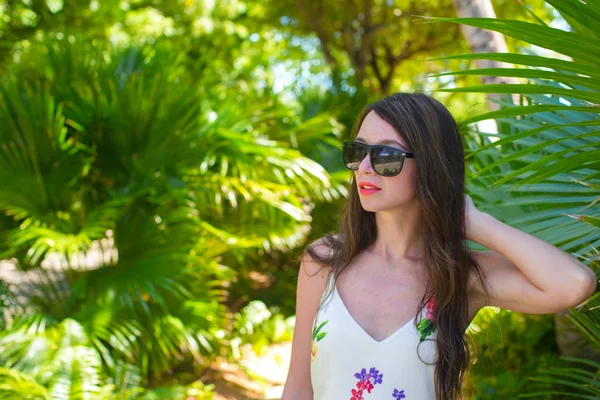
[{"left": 281, "top": 92, "right": 597, "bottom": 400}]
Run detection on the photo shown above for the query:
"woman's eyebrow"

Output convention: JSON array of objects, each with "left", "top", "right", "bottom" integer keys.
[{"left": 356, "top": 137, "right": 408, "bottom": 150}]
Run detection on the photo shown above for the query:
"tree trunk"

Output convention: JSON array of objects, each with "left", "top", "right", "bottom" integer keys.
[{"left": 451, "top": 0, "right": 518, "bottom": 111}]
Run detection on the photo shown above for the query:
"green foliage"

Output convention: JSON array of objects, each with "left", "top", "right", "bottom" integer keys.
[
  {"left": 231, "top": 300, "right": 295, "bottom": 357},
  {"left": 4, "top": 1, "right": 597, "bottom": 398},
  {"left": 0, "top": 367, "right": 51, "bottom": 400},
  {"left": 521, "top": 287, "right": 600, "bottom": 398},
  {"left": 134, "top": 381, "right": 215, "bottom": 400},
  {"left": 0, "top": 29, "right": 342, "bottom": 397},
  {"left": 465, "top": 307, "right": 561, "bottom": 399}
]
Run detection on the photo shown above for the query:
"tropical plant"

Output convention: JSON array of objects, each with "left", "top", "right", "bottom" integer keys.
[
  {"left": 522, "top": 290, "right": 600, "bottom": 398},
  {"left": 0, "top": 35, "right": 344, "bottom": 397},
  {"left": 230, "top": 300, "right": 295, "bottom": 359},
  {"left": 428, "top": 0, "right": 600, "bottom": 397}
]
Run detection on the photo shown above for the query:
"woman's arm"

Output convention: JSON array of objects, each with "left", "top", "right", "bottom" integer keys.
[
  {"left": 465, "top": 195, "right": 597, "bottom": 313},
  {"left": 282, "top": 243, "right": 330, "bottom": 400}
]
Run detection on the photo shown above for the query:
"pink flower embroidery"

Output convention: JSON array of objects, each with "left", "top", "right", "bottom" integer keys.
[{"left": 425, "top": 297, "right": 435, "bottom": 320}]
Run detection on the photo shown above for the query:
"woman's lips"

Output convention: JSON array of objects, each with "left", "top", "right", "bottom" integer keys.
[{"left": 358, "top": 181, "right": 382, "bottom": 195}]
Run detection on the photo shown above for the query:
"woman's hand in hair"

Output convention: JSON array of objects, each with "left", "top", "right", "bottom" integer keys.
[
  {"left": 463, "top": 193, "right": 487, "bottom": 242},
  {"left": 466, "top": 202, "right": 597, "bottom": 314}
]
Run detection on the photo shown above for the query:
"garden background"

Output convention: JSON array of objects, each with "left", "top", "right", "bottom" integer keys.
[{"left": 0, "top": 0, "right": 599, "bottom": 399}]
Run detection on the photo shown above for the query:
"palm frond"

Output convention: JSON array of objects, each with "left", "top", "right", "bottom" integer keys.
[
  {"left": 0, "top": 367, "right": 50, "bottom": 400},
  {"left": 435, "top": 1, "right": 600, "bottom": 397}
]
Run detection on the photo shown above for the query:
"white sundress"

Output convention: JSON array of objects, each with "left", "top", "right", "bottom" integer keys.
[{"left": 310, "top": 271, "right": 438, "bottom": 400}]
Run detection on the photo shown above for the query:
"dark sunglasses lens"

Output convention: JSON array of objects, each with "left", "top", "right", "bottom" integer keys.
[
  {"left": 343, "top": 142, "right": 367, "bottom": 170},
  {"left": 372, "top": 146, "right": 404, "bottom": 176}
]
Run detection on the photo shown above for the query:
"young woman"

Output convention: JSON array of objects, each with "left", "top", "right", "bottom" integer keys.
[{"left": 281, "top": 92, "right": 597, "bottom": 400}]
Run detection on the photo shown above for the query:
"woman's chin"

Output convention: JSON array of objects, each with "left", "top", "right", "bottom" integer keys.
[{"left": 360, "top": 202, "right": 384, "bottom": 213}]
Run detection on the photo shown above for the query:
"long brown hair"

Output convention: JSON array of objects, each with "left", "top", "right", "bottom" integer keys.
[{"left": 306, "top": 92, "right": 489, "bottom": 399}]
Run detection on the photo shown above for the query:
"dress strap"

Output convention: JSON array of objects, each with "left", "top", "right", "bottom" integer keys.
[{"left": 313, "top": 269, "right": 335, "bottom": 330}]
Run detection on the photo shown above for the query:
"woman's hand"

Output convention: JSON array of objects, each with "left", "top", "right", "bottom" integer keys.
[
  {"left": 463, "top": 192, "right": 597, "bottom": 313},
  {"left": 464, "top": 193, "right": 485, "bottom": 242}
]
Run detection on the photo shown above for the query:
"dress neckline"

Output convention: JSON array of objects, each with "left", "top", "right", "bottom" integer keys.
[{"left": 333, "top": 280, "right": 420, "bottom": 345}]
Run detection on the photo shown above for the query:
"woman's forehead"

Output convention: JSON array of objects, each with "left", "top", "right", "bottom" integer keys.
[{"left": 357, "top": 111, "right": 408, "bottom": 148}]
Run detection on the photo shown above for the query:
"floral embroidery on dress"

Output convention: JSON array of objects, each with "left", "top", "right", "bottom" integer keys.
[
  {"left": 416, "top": 296, "right": 436, "bottom": 342},
  {"left": 311, "top": 319, "right": 328, "bottom": 363},
  {"left": 392, "top": 388, "right": 406, "bottom": 399},
  {"left": 350, "top": 367, "right": 384, "bottom": 399}
]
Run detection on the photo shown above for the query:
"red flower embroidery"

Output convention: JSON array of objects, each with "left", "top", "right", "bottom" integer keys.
[
  {"left": 351, "top": 387, "right": 364, "bottom": 400},
  {"left": 363, "top": 380, "right": 374, "bottom": 393}
]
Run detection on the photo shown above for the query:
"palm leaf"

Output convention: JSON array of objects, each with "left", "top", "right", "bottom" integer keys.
[
  {"left": 0, "top": 367, "right": 50, "bottom": 400},
  {"left": 433, "top": 1, "right": 600, "bottom": 397},
  {"left": 426, "top": 16, "right": 600, "bottom": 64}
]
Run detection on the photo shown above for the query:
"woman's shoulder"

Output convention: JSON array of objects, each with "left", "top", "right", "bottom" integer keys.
[
  {"left": 301, "top": 234, "right": 340, "bottom": 278},
  {"left": 306, "top": 234, "right": 339, "bottom": 256}
]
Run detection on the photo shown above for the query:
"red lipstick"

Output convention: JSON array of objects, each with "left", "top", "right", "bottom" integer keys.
[{"left": 358, "top": 181, "right": 382, "bottom": 195}]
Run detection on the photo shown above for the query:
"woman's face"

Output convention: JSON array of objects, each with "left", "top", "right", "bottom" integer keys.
[{"left": 353, "top": 110, "right": 418, "bottom": 213}]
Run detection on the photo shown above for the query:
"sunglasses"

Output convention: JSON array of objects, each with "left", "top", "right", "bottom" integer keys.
[{"left": 342, "top": 140, "right": 415, "bottom": 177}]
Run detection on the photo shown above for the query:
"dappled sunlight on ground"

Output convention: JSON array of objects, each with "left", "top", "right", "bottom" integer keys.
[{"left": 209, "top": 342, "right": 291, "bottom": 400}]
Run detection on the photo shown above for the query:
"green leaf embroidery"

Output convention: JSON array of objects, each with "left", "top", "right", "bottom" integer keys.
[
  {"left": 316, "top": 331, "right": 327, "bottom": 341},
  {"left": 312, "top": 319, "right": 328, "bottom": 340},
  {"left": 417, "top": 318, "right": 434, "bottom": 342}
]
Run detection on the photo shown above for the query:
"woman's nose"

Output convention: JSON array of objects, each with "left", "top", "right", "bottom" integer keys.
[{"left": 357, "top": 151, "right": 374, "bottom": 175}]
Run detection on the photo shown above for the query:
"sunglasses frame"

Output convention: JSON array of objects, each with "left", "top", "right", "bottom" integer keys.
[{"left": 342, "top": 140, "right": 415, "bottom": 177}]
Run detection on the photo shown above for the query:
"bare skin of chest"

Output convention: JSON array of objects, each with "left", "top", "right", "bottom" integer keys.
[{"left": 335, "top": 255, "right": 428, "bottom": 342}]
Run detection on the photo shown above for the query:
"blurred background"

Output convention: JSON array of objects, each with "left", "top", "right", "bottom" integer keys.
[{"left": 0, "top": 0, "right": 598, "bottom": 399}]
